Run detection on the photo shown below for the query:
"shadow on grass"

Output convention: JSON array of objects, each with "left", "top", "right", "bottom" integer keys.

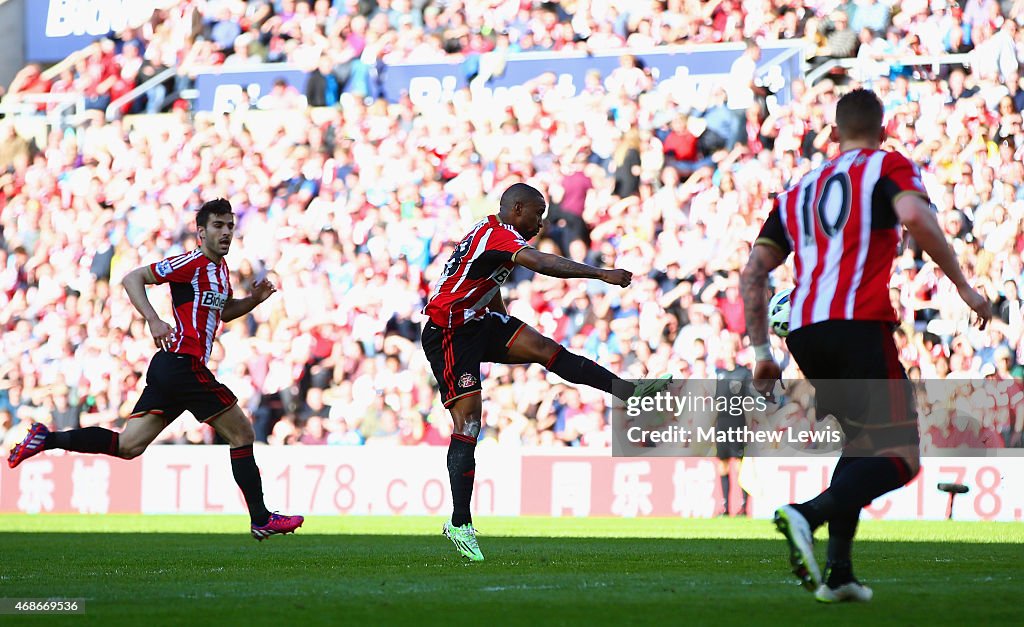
[{"left": 0, "top": 534, "right": 1017, "bottom": 626}]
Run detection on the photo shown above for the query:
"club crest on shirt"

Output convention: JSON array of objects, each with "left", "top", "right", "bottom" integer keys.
[
  {"left": 458, "top": 373, "right": 478, "bottom": 389},
  {"left": 155, "top": 260, "right": 173, "bottom": 277},
  {"left": 200, "top": 291, "right": 227, "bottom": 310}
]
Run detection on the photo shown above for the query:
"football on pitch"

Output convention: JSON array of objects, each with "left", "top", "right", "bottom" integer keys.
[{"left": 768, "top": 288, "right": 792, "bottom": 337}]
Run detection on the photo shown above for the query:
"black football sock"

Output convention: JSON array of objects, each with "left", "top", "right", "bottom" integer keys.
[
  {"left": 720, "top": 474, "right": 730, "bottom": 513},
  {"left": 796, "top": 456, "right": 913, "bottom": 530},
  {"left": 825, "top": 561, "right": 855, "bottom": 588},
  {"left": 46, "top": 428, "right": 120, "bottom": 456},
  {"left": 793, "top": 455, "right": 855, "bottom": 529},
  {"left": 546, "top": 348, "right": 632, "bottom": 401},
  {"left": 448, "top": 434, "right": 477, "bottom": 527},
  {"left": 792, "top": 492, "right": 835, "bottom": 530},
  {"left": 826, "top": 458, "right": 862, "bottom": 577},
  {"left": 230, "top": 445, "right": 271, "bottom": 526},
  {"left": 827, "top": 456, "right": 915, "bottom": 510},
  {"left": 826, "top": 507, "right": 859, "bottom": 585}
]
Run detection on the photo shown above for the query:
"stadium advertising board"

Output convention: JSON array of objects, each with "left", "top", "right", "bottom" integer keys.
[
  {"left": 192, "top": 42, "right": 803, "bottom": 112},
  {"left": 518, "top": 456, "right": 1024, "bottom": 522},
  {"left": 3, "top": 448, "right": 1020, "bottom": 521},
  {"left": 381, "top": 42, "right": 801, "bottom": 103},
  {"left": 195, "top": 67, "right": 311, "bottom": 114},
  {"left": 24, "top": 0, "right": 164, "bottom": 62},
  {"left": 136, "top": 446, "right": 522, "bottom": 517},
  {"left": 0, "top": 450, "right": 141, "bottom": 514}
]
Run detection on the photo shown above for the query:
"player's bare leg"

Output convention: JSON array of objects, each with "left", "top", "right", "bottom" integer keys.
[
  {"left": 208, "top": 405, "right": 303, "bottom": 540},
  {"left": 442, "top": 393, "right": 485, "bottom": 561},
  {"left": 117, "top": 414, "right": 169, "bottom": 458},
  {"left": 9, "top": 413, "right": 166, "bottom": 468}
]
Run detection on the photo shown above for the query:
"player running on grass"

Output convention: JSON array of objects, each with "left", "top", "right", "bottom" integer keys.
[
  {"left": 741, "top": 89, "right": 992, "bottom": 602},
  {"left": 422, "top": 183, "right": 670, "bottom": 561},
  {"left": 9, "top": 198, "right": 304, "bottom": 541}
]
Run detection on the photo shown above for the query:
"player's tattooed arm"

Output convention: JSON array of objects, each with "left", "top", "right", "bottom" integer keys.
[
  {"left": 740, "top": 244, "right": 786, "bottom": 348},
  {"left": 515, "top": 248, "right": 630, "bottom": 285}
]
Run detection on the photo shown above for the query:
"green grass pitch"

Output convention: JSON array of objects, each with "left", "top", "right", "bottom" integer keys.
[{"left": 0, "top": 515, "right": 1020, "bottom": 625}]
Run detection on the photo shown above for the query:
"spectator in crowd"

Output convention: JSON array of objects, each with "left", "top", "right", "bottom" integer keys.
[
  {"left": 662, "top": 113, "right": 701, "bottom": 173},
  {"left": 258, "top": 77, "right": 307, "bottom": 109},
  {"left": 0, "top": 123, "right": 34, "bottom": 171},
  {"left": 850, "top": 0, "right": 891, "bottom": 35},
  {"left": 726, "top": 39, "right": 763, "bottom": 111},
  {"left": 550, "top": 150, "right": 593, "bottom": 256},
  {"left": 306, "top": 55, "right": 343, "bottom": 107},
  {"left": 610, "top": 129, "right": 642, "bottom": 199},
  {"left": 820, "top": 11, "right": 859, "bottom": 59}
]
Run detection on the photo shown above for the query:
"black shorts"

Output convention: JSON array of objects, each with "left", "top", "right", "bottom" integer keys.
[
  {"left": 786, "top": 319, "right": 918, "bottom": 451},
  {"left": 130, "top": 351, "right": 238, "bottom": 424},
  {"left": 421, "top": 312, "right": 527, "bottom": 407}
]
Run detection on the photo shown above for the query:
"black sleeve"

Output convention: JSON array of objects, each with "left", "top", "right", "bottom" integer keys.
[
  {"left": 467, "top": 249, "right": 514, "bottom": 280},
  {"left": 754, "top": 205, "right": 791, "bottom": 256}
]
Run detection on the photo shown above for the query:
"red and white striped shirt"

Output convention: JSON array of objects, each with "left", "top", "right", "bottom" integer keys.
[
  {"left": 149, "top": 249, "right": 232, "bottom": 363},
  {"left": 424, "top": 215, "right": 531, "bottom": 328},
  {"left": 756, "top": 149, "right": 929, "bottom": 333}
]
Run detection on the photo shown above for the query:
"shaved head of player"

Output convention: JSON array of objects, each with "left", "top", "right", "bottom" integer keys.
[{"left": 497, "top": 182, "right": 547, "bottom": 240}]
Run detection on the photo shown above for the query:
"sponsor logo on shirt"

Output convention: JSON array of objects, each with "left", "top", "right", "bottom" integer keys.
[
  {"left": 491, "top": 266, "right": 511, "bottom": 285},
  {"left": 200, "top": 291, "right": 227, "bottom": 310}
]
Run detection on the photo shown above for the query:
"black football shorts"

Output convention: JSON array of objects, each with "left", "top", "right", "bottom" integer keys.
[
  {"left": 421, "top": 312, "right": 527, "bottom": 407},
  {"left": 786, "top": 319, "right": 918, "bottom": 452},
  {"left": 130, "top": 351, "right": 238, "bottom": 424}
]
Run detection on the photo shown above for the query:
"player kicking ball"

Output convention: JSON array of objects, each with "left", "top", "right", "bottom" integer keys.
[
  {"left": 422, "top": 183, "right": 670, "bottom": 561},
  {"left": 741, "top": 90, "right": 991, "bottom": 602},
  {"left": 9, "top": 199, "right": 304, "bottom": 541}
]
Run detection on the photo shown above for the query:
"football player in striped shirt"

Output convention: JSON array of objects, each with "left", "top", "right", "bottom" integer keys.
[
  {"left": 741, "top": 89, "right": 992, "bottom": 602},
  {"left": 9, "top": 199, "right": 304, "bottom": 540},
  {"left": 422, "top": 183, "right": 670, "bottom": 561}
]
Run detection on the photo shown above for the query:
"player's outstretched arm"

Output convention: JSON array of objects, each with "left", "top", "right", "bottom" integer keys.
[
  {"left": 515, "top": 248, "right": 632, "bottom": 286},
  {"left": 740, "top": 243, "right": 787, "bottom": 393},
  {"left": 222, "top": 278, "right": 278, "bottom": 323},
  {"left": 123, "top": 265, "right": 174, "bottom": 351},
  {"left": 894, "top": 195, "right": 993, "bottom": 328}
]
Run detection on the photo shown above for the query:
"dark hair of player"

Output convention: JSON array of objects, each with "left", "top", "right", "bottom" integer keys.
[
  {"left": 498, "top": 182, "right": 545, "bottom": 213},
  {"left": 835, "top": 88, "right": 885, "bottom": 141},
  {"left": 196, "top": 198, "right": 233, "bottom": 230}
]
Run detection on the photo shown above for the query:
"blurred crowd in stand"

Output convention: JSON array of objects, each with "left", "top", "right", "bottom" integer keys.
[{"left": 1, "top": 1, "right": 1022, "bottom": 451}]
